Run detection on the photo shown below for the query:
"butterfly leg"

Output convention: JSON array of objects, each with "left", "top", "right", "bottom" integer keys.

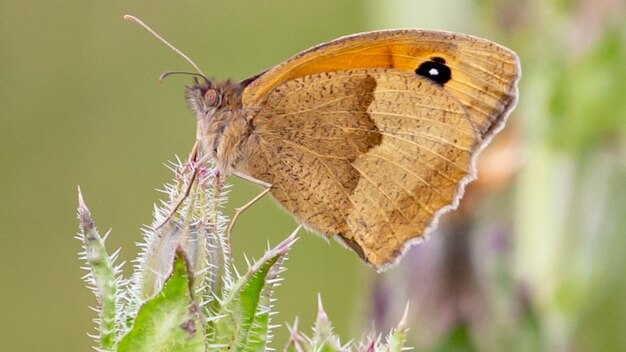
[
  {"left": 232, "top": 171, "right": 272, "bottom": 188},
  {"left": 155, "top": 141, "right": 203, "bottom": 230},
  {"left": 226, "top": 171, "right": 272, "bottom": 240}
]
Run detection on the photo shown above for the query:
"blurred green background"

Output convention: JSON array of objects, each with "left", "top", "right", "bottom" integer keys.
[{"left": 1, "top": 0, "right": 624, "bottom": 351}]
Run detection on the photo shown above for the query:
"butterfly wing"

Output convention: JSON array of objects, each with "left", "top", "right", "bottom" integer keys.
[
  {"left": 237, "top": 30, "right": 520, "bottom": 270},
  {"left": 242, "top": 29, "right": 520, "bottom": 137}
]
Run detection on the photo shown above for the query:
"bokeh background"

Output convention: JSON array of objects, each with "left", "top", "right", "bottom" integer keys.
[{"left": 1, "top": 0, "right": 624, "bottom": 351}]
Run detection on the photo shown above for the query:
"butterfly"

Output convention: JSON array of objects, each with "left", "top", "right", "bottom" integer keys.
[{"left": 127, "top": 16, "right": 520, "bottom": 271}]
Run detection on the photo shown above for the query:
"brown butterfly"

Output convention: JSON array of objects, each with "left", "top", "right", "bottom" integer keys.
[{"left": 126, "top": 16, "right": 520, "bottom": 271}]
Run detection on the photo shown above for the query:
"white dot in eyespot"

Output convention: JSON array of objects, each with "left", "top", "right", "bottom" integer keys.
[{"left": 429, "top": 68, "right": 439, "bottom": 76}]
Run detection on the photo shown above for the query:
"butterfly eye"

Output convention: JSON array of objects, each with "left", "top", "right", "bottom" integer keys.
[{"left": 203, "top": 89, "right": 221, "bottom": 107}]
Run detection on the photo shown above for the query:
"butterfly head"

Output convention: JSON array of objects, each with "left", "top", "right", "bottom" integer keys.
[
  {"left": 186, "top": 78, "right": 245, "bottom": 116},
  {"left": 186, "top": 78, "right": 248, "bottom": 169},
  {"left": 186, "top": 77, "right": 219, "bottom": 117}
]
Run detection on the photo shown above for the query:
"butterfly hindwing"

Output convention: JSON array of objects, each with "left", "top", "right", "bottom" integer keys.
[{"left": 240, "top": 68, "right": 478, "bottom": 268}]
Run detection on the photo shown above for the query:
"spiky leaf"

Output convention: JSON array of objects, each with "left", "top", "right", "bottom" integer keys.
[
  {"left": 312, "top": 296, "right": 342, "bottom": 351},
  {"left": 77, "top": 188, "right": 122, "bottom": 351},
  {"left": 116, "top": 250, "right": 205, "bottom": 352},
  {"left": 211, "top": 233, "right": 297, "bottom": 350}
]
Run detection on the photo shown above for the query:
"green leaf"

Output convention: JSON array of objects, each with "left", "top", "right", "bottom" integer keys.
[
  {"left": 211, "top": 232, "right": 298, "bottom": 350},
  {"left": 116, "top": 249, "right": 205, "bottom": 352},
  {"left": 240, "top": 245, "right": 287, "bottom": 351},
  {"left": 77, "top": 188, "right": 120, "bottom": 351},
  {"left": 237, "top": 256, "right": 277, "bottom": 351}
]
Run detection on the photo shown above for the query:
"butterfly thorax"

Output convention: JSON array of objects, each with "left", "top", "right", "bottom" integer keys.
[{"left": 186, "top": 79, "right": 252, "bottom": 174}]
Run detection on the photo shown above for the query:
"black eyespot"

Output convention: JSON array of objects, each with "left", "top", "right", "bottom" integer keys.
[{"left": 415, "top": 57, "right": 451, "bottom": 86}]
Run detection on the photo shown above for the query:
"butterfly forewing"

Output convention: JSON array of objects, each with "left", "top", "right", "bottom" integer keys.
[{"left": 242, "top": 30, "right": 520, "bottom": 133}]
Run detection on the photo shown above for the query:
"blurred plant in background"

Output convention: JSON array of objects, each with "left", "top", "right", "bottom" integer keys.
[{"left": 363, "top": 0, "right": 626, "bottom": 351}]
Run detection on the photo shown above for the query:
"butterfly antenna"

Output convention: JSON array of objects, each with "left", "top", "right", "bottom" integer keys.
[
  {"left": 123, "top": 14, "right": 207, "bottom": 79},
  {"left": 158, "top": 71, "right": 210, "bottom": 84}
]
